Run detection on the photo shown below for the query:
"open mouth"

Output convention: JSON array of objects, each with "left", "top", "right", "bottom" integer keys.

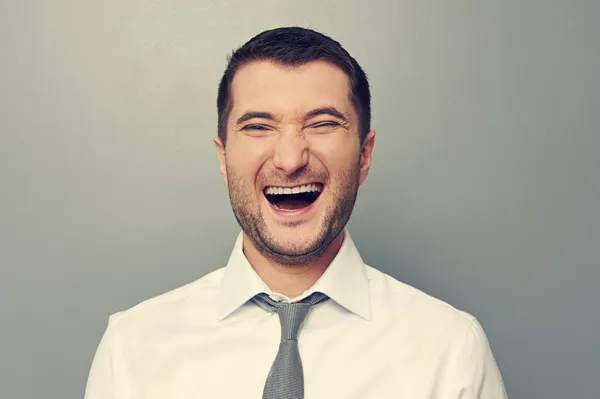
[{"left": 263, "top": 183, "right": 323, "bottom": 212}]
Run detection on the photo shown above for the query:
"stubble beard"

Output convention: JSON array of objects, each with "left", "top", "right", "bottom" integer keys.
[{"left": 226, "top": 163, "right": 360, "bottom": 267}]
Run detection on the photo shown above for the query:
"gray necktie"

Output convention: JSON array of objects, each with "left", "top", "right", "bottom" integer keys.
[{"left": 251, "top": 292, "right": 329, "bottom": 399}]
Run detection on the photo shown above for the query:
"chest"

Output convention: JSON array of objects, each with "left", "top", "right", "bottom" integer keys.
[{"left": 126, "top": 316, "right": 452, "bottom": 399}]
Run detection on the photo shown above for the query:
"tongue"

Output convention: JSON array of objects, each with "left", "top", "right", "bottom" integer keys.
[{"left": 276, "top": 198, "right": 311, "bottom": 211}]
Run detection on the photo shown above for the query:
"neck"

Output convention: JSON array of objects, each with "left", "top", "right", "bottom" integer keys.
[{"left": 243, "top": 231, "right": 345, "bottom": 298}]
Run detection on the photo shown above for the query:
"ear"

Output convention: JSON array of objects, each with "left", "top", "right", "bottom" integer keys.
[
  {"left": 358, "top": 130, "right": 376, "bottom": 186},
  {"left": 214, "top": 136, "right": 228, "bottom": 187}
]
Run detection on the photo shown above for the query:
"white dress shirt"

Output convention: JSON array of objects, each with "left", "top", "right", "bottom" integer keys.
[{"left": 85, "top": 230, "right": 507, "bottom": 398}]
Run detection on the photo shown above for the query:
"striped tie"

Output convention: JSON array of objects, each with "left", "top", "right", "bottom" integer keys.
[{"left": 251, "top": 292, "right": 329, "bottom": 399}]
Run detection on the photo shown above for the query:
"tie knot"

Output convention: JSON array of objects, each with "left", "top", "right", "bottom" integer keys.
[{"left": 251, "top": 292, "right": 329, "bottom": 340}]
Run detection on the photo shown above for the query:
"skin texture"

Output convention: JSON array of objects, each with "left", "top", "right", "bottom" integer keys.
[{"left": 215, "top": 60, "right": 375, "bottom": 297}]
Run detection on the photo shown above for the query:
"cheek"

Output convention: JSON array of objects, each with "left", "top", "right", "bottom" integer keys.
[
  {"left": 226, "top": 139, "right": 273, "bottom": 178},
  {"left": 310, "top": 135, "right": 360, "bottom": 175}
]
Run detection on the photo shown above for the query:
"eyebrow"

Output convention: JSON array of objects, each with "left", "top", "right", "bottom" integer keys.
[
  {"left": 235, "top": 107, "right": 349, "bottom": 126},
  {"left": 236, "top": 111, "right": 276, "bottom": 125},
  {"left": 304, "top": 107, "right": 348, "bottom": 123}
]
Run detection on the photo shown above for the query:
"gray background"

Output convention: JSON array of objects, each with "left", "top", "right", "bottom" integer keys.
[{"left": 1, "top": 1, "right": 599, "bottom": 398}]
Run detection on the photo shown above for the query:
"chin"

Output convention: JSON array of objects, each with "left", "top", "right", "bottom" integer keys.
[
  {"left": 268, "top": 221, "right": 322, "bottom": 244},
  {"left": 258, "top": 221, "right": 327, "bottom": 256}
]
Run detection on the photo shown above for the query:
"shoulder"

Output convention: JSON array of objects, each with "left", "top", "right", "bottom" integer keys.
[
  {"left": 364, "top": 265, "right": 506, "bottom": 396},
  {"left": 364, "top": 264, "right": 477, "bottom": 339},
  {"left": 108, "top": 267, "right": 226, "bottom": 334}
]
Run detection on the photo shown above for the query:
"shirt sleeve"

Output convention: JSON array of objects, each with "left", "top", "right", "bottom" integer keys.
[
  {"left": 84, "top": 315, "right": 124, "bottom": 399},
  {"left": 455, "top": 318, "right": 508, "bottom": 398}
]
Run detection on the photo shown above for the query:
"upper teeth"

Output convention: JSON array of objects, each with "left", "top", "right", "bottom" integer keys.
[{"left": 265, "top": 184, "right": 322, "bottom": 195}]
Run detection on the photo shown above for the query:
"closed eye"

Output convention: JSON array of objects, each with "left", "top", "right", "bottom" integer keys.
[
  {"left": 242, "top": 124, "right": 271, "bottom": 131},
  {"left": 309, "top": 122, "right": 340, "bottom": 128}
]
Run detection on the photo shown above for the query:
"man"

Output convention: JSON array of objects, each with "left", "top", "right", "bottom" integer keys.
[{"left": 85, "top": 27, "right": 507, "bottom": 398}]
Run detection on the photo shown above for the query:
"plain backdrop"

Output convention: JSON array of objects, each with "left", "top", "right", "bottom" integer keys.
[{"left": 1, "top": 1, "right": 599, "bottom": 398}]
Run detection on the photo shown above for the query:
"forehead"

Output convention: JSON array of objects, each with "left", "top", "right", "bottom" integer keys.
[{"left": 229, "top": 60, "right": 354, "bottom": 120}]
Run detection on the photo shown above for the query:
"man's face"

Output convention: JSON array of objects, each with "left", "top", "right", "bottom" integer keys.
[{"left": 215, "top": 60, "right": 375, "bottom": 265}]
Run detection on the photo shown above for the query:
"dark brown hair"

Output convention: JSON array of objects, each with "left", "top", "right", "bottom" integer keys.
[{"left": 216, "top": 27, "right": 371, "bottom": 145}]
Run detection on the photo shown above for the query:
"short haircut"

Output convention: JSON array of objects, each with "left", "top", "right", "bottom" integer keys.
[{"left": 216, "top": 27, "right": 371, "bottom": 145}]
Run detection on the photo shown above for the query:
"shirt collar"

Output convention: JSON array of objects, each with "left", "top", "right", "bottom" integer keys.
[{"left": 215, "top": 229, "right": 372, "bottom": 322}]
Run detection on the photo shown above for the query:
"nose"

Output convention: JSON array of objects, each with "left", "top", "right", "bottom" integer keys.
[{"left": 272, "top": 131, "right": 309, "bottom": 175}]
